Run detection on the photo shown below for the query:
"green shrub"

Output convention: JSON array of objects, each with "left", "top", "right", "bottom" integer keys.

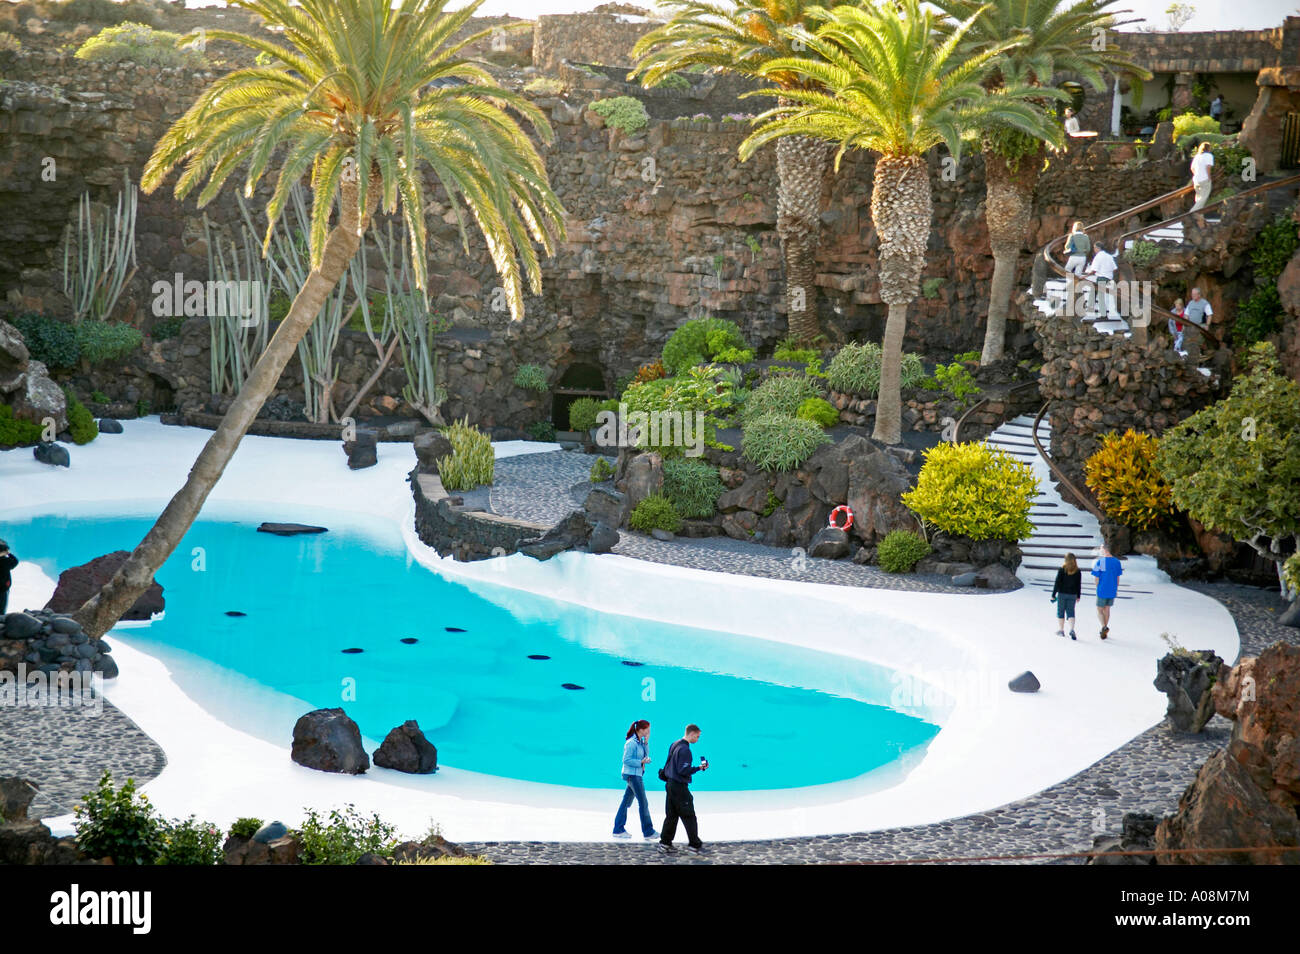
[
  {"left": 526, "top": 420, "right": 556, "bottom": 442},
  {"left": 1175, "top": 131, "right": 1229, "bottom": 153},
  {"left": 742, "top": 414, "right": 830, "bottom": 472},
  {"left": 620, "top": 365, "right": 735, "bottom": 457},
  {"left": 825, "top": 341, "right": 924, "bottom": 395},
  {"left": 661, "top": 317, "right": 747, "bottom": 374},
  {"left": 149, "top": 314, "right": 185, "bottom": 341},
  {"left": 512, "top": 363, "right": 549, "bottom": 392},
  {"left": 761, "top": 489, "right": 781, "bottom": 516},
  {"left": 296, "top": 804, "right": 398, "bottom": 865},
  {"left": 1210, "top": 140, "right": 1252, "bottom": 180},
  {"left": 589, "top": 456, "right": 615, "bottom": 482},
  {"left": 1250, "top": 213, "right": 1299, "bottom": 280},
  {"left": 877, "top": 530, "right": 932, "bottom": 573},
  {"left": 568, "top": 397, "right": 601, "bottom": 433},
  {"left": 12, "top": 313, "right": 79, "bottom": 369},
  {"left": 51, "top": 0, "right": 165, "bottom": 27},
  {"left": 921, "top": 277, "right": 946, "bottom": 299},
  {"left": 437, "top": 417, "right": 494, "bottom": 490},
  {"left": 902, "top": 441, "right": 1038, "bottom": 541},
  {"left": 1234, "top": 285, "right": 1282, "bottom": 345},
  {"left": 0, "top": 404, "right": 45, "bottom": 448},
  {"left": 1084, "top": 430, "right": 1175, "bottom": 530},
  {"left": 927, "top": 363, "right": 981, "bottom": 403},
  {"left": 597, "top": 397, "right": 621, "bottom": 415},
  {"left": 73, "top": 771, "right": 165, "bottom": 866},
  {"left": 628, "top": 494, "right": 683, "bottom": 533},
  {"left": 1233, "top": 213, "right": 1299, "bottom": 345},
  {"left": 1284, "top": 553, "right": 1300, "bottom": 595},
  {"left": 229, "top": 817, "right": 263, "bottom": 840},
  {"left": 135, "top": 398, "right": 150, "bottom": 418},
  {"left": 75, "top": 22, "right": 206, "bottom": 68},
  {"left": 1125, "top": 240, "right": 1160, "bottom": 268},
  {"left": 76, "top": 319, "right": 143, "bottom": 365},
  {"left": 1172, "top": 113, "right": 1219, "bottom": 141},
  {"left": 662, "top": 457, "right": 725, "bottom": 518},
  {"left": 524, "top": 76, "right": 566, "bottom": 96},
  {"left": 155, "top": 816, "right": 223, "bottom": 865},
  {"left": 63, "top": 388, "right": 98, "bottom": 444},
  {"left": 590, "top": 96, "right": 649, "bottom": 134},
  {"left": 395, "top": 855, "right": 494, "bottom": 865},
  {"left": 773, "top": 338, "right": 819, "bottom": 364},
  {"left": 713, "top": 345, "right": 755, "bottom": 363},
  {"left": 654, "top": 72, "right": 691, "bottom": 92},
  {"left": 741, "top": 373, "right": 822, "bottom": 427},
  {"left": 796, "top": 396, "right": 840, "bottom": 428},
  {"left": 89, "top": 390, "right": 109, "bottom": 404}
]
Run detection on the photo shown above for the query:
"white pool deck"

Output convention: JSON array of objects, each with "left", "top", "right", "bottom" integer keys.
[{"left": 1, "top": 419, "right": 1239, "bottom": 843}]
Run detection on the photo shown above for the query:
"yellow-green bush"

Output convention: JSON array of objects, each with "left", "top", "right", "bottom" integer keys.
[
  {"left": 437, "top": 417, "right": 494, "bottom": 491},
  {"left": 393, "top": 855, "right": 493, "bottom": 865},
  {"left": 75, "top": 22, "right": 205, "bottom": 68},
  {"left": 902, "top": 442, "right": 1038, "bottom": 541},
  {"left": 1172, "top": 113, "right": 1219, "bottom": 142},
  {"left": 1084, "top": 430, "right": 1175, "bottom": 530}
]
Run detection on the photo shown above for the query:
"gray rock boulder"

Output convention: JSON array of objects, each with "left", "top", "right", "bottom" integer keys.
[
  {"left": 0, "top": 777, "right": 39, "bottom": 822},
  {"left": 974, "top": 563, "right": 1021, "bottom": 590},
  {"left": 621, "top": 452, "right": 663, "bottom": 513},
  {"left": 97, "top": 418, "right": 124, "bottom": 434},
  {"left": 343, "top": 429, "right": 378, "bottom": 469},
  {"left": 1154, "top": 649, "right": 1224, "bottom": 732},
  {"left": 252, "top": 820, "right": 288, "bottom": 843},
  {"left": 1279, "top": 600, "right": 1300, "bottom": 628},
  {"left": 290, "top": 708, "right": 370, "bottom": 774},
  {"left": 256, "top": 523, "right": 328, "bottom": 536},
  {"left": 414, "top": 429, "right": 453, "bottom": 474},
  {"left": 33, "top": 442, "right": 70, "bottom": 468},
  {"left": 808, "top": 526, "right": 851, "bottom": 560},
  {"left": 519, "top": 510, "right": 594, "bottom": 560},
  {"left": 583, "top": 484, "right": 626, "bottom": 527},
  {"left": 372, "top": 719, "right": 439, "bottom": 774},
  {"left": 3, "top": 613, "right": 42, "bottom": 639},
  {"left": 1008, "top": 671, "right": 1041, "bottom": 692},
  {"left": 587, "top": 522, "right": 620, "bottom": 554},
  {"left": 12, "top": 360, "right": 67, "bottom": 432}
]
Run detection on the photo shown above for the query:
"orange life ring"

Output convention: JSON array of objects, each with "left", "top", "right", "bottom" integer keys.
[{"left": 828, "top": 505, "right": 854, "bottom": 531}]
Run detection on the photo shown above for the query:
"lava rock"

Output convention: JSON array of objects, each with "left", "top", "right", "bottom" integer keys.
[
  {"left": 586, "top": 521, "right": 620, "bottom": 554},
  {"left": 951, "top": 571, "right": 977, "bottom": 587},
  {"left": 582, "top": 484, "right": 626, "bottom": 527},
  {"left": 343, "top": 429, "right": 378, "bottom": 470},
  {"left": 414, "top": 429, "right": 453, "bottom": 474},
  {"left": 290, "top": 708, "right": 370, "bottom": 774},
  {"left": 48, "top": 616, "right": 80, "bottom": 635},
  {"left": 256, "top": 523, "right": 328, "bottom": 536},
  {"left": 650, "top": 528, "right": 675, "bottom": 542},
  {"left": 808, "top": 526, "right": 851, "bottom": 560},
  {"left": 1154, "top": 649, "right": 1224, "bottom": 732},
  {"left": 2, "top": 613, "right": 42, "bottom": 639},
  {"left": 44, "top": 551, "right": 164, "bottom": 621},
  {"left": 252, "top": 820, "right": 288, "bottom": 843},
  {"left": 33, "top": 442, "right": 70, "bottom": 467},
  {"left": 0, "top": 777, "right": 39, "bottom": 822},
  {"left": 97, "top": 419, "right": 124, "bottom": 434},
  {"left": 974, "top": 564, "right": 1022, "bottom": 590},
  {"left": 1279, "top": 600, "right": 1300, "bottom": 628},
  {"left": 1008, "top": 671, "right": 1041, "bottom": 693},
  {"left": 518, "top": 510, "right": 594, "bottom": 560},
  {"left": 372, "top": 720, "right": 439, "bottom": 774}
]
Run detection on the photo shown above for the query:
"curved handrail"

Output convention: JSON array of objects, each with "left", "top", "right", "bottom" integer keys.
[
  {"left": 954, "top": 379, "right": 1040, "bottom": 443},
  {"left": 1031, "top": 402, "right": 1105, "bottom": 522},
  {"left": 1111, "top": 171, "right": 1300, "bottom": 250}
]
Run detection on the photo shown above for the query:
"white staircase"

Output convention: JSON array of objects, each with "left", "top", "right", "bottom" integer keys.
[
  {"left": 983, "top": 415, "right": 1154, "bottom": 601},
  {"left": 1033, "top": 277, "right": 1131, "bottom": 336}
]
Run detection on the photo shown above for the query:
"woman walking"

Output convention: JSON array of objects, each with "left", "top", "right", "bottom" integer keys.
[
  {"left": 1051, "top": 553, "right": 1082, "bottom": 640},
  {"left": 612, "top": 719, "right": 657, "bottom": 840}
]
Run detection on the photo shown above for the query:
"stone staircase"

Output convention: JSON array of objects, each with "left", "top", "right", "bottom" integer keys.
[{"left": 982, "top": 414, "right": 1153, "bottom": 601}]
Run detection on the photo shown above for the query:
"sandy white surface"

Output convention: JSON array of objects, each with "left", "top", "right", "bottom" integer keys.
[{"left": 1, "top": 419, "right": 1238, "bottom": 842}]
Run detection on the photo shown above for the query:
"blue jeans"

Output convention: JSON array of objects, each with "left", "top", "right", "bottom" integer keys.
[{"left": 613, "top": 774, "right": 655, "bottom": 836}]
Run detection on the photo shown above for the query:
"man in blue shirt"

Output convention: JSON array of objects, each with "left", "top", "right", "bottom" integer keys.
[
  {"left": 1091, "top": 546, "right": 1123, "bottom": 640},
  {"left": 658, "top": 724, "right": 708, "bottom": 855}
]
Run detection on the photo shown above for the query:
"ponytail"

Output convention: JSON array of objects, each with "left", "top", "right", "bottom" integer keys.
[{"left": 626, "top": 719, "right": 650, "bottom": 740}]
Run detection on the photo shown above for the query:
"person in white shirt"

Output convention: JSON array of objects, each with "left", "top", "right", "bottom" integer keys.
[
  {"left": 1085, "top": 246, "right": 1118, "bottom": 318},
  {"left": 1064, "top": 108, "right": 1081, "bottom": 136},
  {"left": 1190, "top": 142, "right": 1215, "bottom": 211}
]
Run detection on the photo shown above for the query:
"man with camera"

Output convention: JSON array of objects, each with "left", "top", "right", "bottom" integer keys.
[
  {"left": 0, "top": 540, "right": 18, "bottom": 616},
  {"left": 658, "top": 723, "right": 708, "bottom": 856}
]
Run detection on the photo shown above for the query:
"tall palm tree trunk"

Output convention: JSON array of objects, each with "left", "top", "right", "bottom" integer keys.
[
  {"left": 980, "top": 148, "right": 1039, "bottom": 364},
  {"left": 872, "top": 155, "right": 931, "bottom": 446},
  {"left": 73, "top": 176, "right": 377, "bottom": 640},
  {"left": 776, "top": 132, "right": 830, "bottom": 345}
]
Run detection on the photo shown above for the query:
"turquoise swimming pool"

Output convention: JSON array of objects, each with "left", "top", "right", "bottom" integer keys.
[{"left": 5, "top": 509, "right": 940, "bottom": 790}]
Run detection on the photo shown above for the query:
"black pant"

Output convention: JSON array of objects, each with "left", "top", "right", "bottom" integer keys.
[
  {"left": 1, "top": 585, "right": 8, "bottom": 616},
  {"left": 660, "top": 779, "right": 702, "bottom": 848}
]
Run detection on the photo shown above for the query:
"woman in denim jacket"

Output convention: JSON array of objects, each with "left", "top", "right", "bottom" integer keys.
[{"left": 612, "top": 719, "right": 657, "bottom": 839}]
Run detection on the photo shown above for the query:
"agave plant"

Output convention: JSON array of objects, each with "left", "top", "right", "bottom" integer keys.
[{"left": 72, "top": 0, "right": 565, "bottom": 640}]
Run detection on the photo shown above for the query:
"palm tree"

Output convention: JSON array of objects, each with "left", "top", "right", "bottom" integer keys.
[
  {"left": 932, "top": 0, "right": 1149, "bottom": 364},
  {"left": 631, "top": 0, "right": 834, "bottom": 345},
  {"left": 739, "top": 0, "right": 1057, "bottom": 445},
  {"left": 71, "top": 0, "right": 565, "bottom": 639}
]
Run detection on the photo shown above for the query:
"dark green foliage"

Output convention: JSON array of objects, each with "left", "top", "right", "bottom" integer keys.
[
  {"left": 155, "top": 816, "right": 223, "bottom": 865},
  {"left": 1235, "top": 285, "right": 1282, "bottom": 345},
  {"left": 740, "top": 373, "right": 822, "bottom": 427},
  {"left": 228, "top": 817, "right": 263, "bottom": 840},
  {"left": 662, "top": 457, "right": 725, "bottom": 518},
  {"left": 73, "top": 771, "right": 165, "bottom": 866},
  {"left": 76, "top": 320, "right": 143, "bottom": 365},
  {"left": 660, "top": 317, "right": 747, "bottom": 374},
  {"left": 1234, "top": 213, "right": 1299, "bottom": 346},
  {"left": 526, "top": 420, "right": 556, "bottom": 442},
  {"left": 295, "top": 804, "right": 399, "bottom": 865},
  {"left": 12, "top": 313, "right": 79, "bottom": 369},
  {"left": 149, "top": 314, "right": 185, "bottom": 341},
  {"left": 0, "top": 404, "right": 45, "bottom": 447},
  {"left": 568, "top": 397, "right": 601, "bottom": 432},
  {"left": 628, "top": 494, "right": 683, "bottom": 533},
  {"left": 877, "top": 530, "right": 932, "bottom": 573},
  {"left": 589, "top": 456, "right": 615, "bottom": 482},
  {"left": 63, "top": 388, "right": 98, "bottom": 444},
  {"left": 742, "top": 413, "right": 830, "bottom": 472}
]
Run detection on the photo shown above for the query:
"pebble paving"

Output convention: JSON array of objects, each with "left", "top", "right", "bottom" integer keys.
[{"left": 3, "top": 450, "right": 1294, "bottom": 865}]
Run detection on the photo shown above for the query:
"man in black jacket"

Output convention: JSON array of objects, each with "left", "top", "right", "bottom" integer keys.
[
  {"left": 658, "top": 724, "right": 708, "bottom": 855},
  {"left": 0, "top": 540, "right": 18, "bottom": 616}
]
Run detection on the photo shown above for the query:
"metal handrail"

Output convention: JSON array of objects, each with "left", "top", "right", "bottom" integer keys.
[
  {"left": 1111, "top": 171, "right": 1300, "bottom": 249},
  {"left": 1031, "top": 402, "right": 1105, "bottom": 522}
]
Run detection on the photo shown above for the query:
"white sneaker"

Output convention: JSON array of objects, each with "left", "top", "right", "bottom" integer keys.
[{"left": 612, "top": 831, "right": 632, "bottom": 839}]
